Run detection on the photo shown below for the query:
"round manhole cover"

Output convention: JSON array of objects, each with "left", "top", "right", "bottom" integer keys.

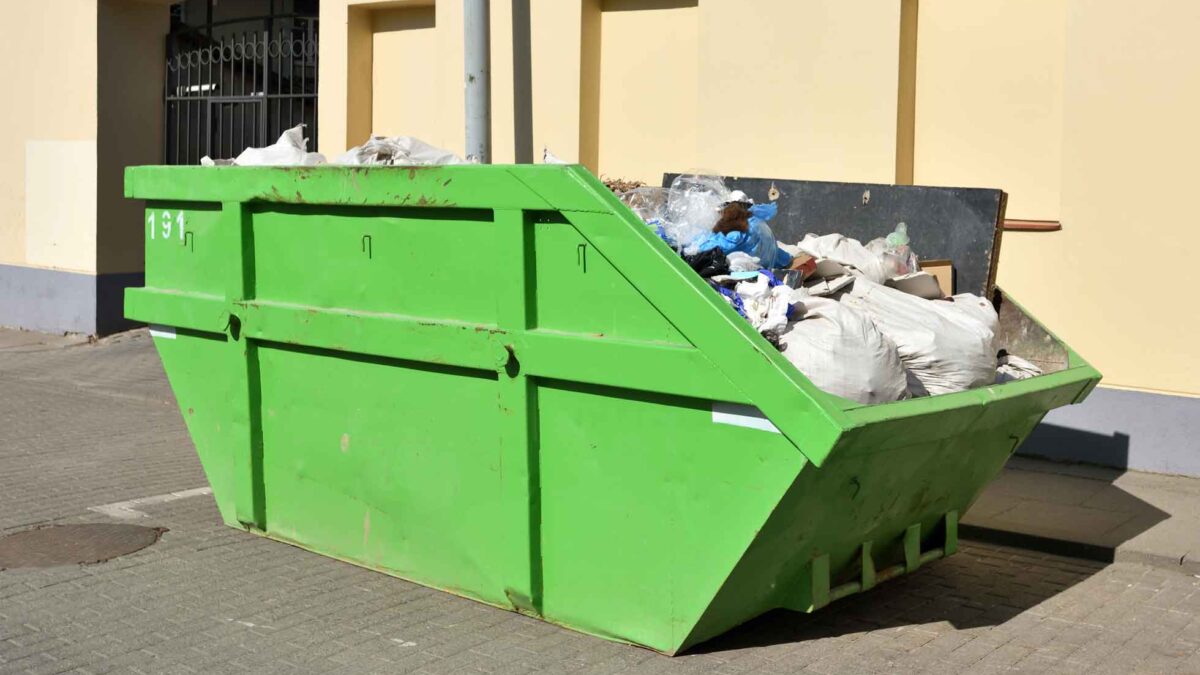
[{"left": 0, "top": 524, "right": 166, "bottom": 570}]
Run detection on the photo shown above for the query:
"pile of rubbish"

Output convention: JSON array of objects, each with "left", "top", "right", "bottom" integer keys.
[
  {"left": 619, "top": 174, "right": 1041, "bottom": 405},
  {"left": 201, "top": 124, "right": 467, "bottom": 167}
]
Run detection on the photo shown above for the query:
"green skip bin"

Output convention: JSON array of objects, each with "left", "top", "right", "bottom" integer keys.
[{"left": 125, "top": 164, "right": 1100, "bottom": 654}]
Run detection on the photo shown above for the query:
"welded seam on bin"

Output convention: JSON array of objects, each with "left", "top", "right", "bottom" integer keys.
[{"left": 502, "top": 165, "right": 619, "bottom": 214}]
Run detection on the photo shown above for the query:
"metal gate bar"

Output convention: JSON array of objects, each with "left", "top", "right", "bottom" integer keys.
[{"left": 164, "top": 17, "right": 318, "bottom": 165}]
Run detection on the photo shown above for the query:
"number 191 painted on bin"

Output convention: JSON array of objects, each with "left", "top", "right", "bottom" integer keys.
[{"left": 148, "top": 210, "right": 185, "bottom": 242}]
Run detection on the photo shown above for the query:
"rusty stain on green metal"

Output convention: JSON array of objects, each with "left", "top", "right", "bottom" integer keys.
[{"left": 125, "top": 164, "right": 1100, "bottom": 654}]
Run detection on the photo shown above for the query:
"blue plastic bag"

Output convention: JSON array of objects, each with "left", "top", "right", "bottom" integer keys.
[{"left": 695, "top": 202, "right": 792, "bottom": 269}]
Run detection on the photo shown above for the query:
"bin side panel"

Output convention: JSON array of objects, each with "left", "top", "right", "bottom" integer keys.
[
  {"left": 680, "top": 410, "right": 1042, "bottom": 651},
  {"left": 839, "top": 372, "right": 1097, "bottom": 454},
  {"left": 531, "top": 217, "right": 688, "bottom": 345},
  {"left": 253, "top": 343, "right": 512, "bottom": 605},
  {"left": 537, "top": 381, "right": 803, "bottom": 654},
  {"left": 251, "top": 205, "right": 500, "bottom": 324},
  {"left": 143, "top": 202, "right": 224, "bottom": 297}
]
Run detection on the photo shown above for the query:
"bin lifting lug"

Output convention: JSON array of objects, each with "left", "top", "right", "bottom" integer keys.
[{"left": 502, "top": 344, "right": 520, "bottom": 378}]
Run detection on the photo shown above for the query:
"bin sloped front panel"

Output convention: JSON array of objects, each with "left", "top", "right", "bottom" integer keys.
[
  {"left": 679, "top": 412, "right": 1036, "bottom": 651},
  {"left": 537, "top": 381, "right": 804, "bottom": 651},
  {"left": 126, "top": 164, "right": 1100, "bottom": 656},
  {"left": 152, "top": 330, "right": 244, "bottom": 527}
]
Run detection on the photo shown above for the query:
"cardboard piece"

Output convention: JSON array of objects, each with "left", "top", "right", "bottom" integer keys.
[
  {"left": 885, "top": 272, "right": 945, "bottom": 299},
  {"left": 920, "top": 259, "right": 955, "bottom": 296}
]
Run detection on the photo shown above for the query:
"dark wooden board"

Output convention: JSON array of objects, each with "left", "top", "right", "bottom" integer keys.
[{"left": 662, "top": 174, "right": 1007, "bottom": 297}]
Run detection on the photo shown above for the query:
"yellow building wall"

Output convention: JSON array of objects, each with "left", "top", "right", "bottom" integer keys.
[
  {"left": 915, "top": 0, "right": 1199, "bottom": 396},
  {"left": 0, "top": 0, "right": 164, "bottom": 277},
  {"left": 0, "top": 0, "right": 99, "bottom": 274},
  {"left": 694, "top": 0, "right": 902, "bottom": 184},
  {"left": 320, "top": 0, "right": 901, "bottom": 182},
  {"left": 320, "top": 0, "right": 1197, "bottom": 397},
  {"left": 595, "top": 1, "right": 699, "bottom": 183},
  {"left": 915, "top": 0, "right": 1067, "bottom": 221},
  {"left": 370, "top": 6, "right": 442, "bottom": 143},
  {"left": 1042, "top": 0, "right": 1199, "bottom": 395}
]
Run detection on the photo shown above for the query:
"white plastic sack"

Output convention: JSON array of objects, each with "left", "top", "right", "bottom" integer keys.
[
  {"left": 779, "top": 296, "right": 908, "bottom": 404},
  {"left": 789, "top": 233, "right": 890, "bottom": 284},
  {"left": 996, "top": 354, "right": 1043, "bottom": 384},
  {"left": 213, "top": 124, "right": 326, "bottom": 166},
  {"left": 943, "top": 293, "right": 1000, "bottom": 334},
  {"left": 726, "top": 251, "right": 761, "bottom": 272},
  {"left": 840, "top": 278, "right": 998, "bottom": 396},
  {"left": 334, "top": 135, "right": 465, "bottom": 166},
  {"left": 734, "top": 275, "right": 791, "bottom": 334}
]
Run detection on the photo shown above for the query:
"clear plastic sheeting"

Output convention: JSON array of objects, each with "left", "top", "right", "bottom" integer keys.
[
  {"left": 866, "top": 223, "right": 920, "bottom": 278},
  {"left": 779, "top": 295, "right": 909, "bottom": 405},
  {"left": 334, "top": 135, "right": 466, "bottom": 166},
  {"left": 665, "top": 174, "right": 731, "bottom": 253},
  {"left": 618, "top": 187, "right": 670, "bottom": 226}
]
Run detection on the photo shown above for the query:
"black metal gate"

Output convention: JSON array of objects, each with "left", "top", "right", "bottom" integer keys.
[{"left": 164, "top": 16, "right": 318, "bottom": 165}]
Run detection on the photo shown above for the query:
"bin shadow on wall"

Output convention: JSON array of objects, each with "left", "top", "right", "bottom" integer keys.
[
  {"left": 695, "top": 425, "right": 1168, "bottom": 652},
  {"left": 1020, "top": 422, "right": 1132, "bottom": 473}
]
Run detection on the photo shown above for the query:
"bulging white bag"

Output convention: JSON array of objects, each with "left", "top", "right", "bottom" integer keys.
[
  {"left": 225, "top": 124, "right": 326, "bottom": 166},
  {"left": 778, "top": 295, "right": 908, "bottom": 404},
  {"left": 839, "top": 278, "right": 997, "bottom": 396},
  {"left": 334, "top": 135, "right": 466, "bottom": 166},
  {"left": 787, "top": 233, "right": 890, "bottom": 284}
]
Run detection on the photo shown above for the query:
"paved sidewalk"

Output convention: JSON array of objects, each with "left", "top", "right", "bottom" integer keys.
[
  {"left": 4, "top": 328, "right": 1200, "bottom": 674},
  {"left": 963, "top": 456, "right": 1200, "bottom": 573}
]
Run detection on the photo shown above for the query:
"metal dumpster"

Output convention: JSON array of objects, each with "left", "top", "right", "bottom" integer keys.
[{"left": 124, "top": 164, "right": 1100, "bottom": 655}]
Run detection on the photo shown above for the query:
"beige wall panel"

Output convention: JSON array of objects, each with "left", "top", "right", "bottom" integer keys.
[
  {"left": 0, "top": 0, "right": 98, "bottom": 268},
  {"left": 431, "top": 1, "right": 467, "bottom": 156},
  {"left": 25, "top": 141, "right": 98, "bottom": 274},
  {"left": 1000, "top": 0, "right": 1200, "bottom": 395},
  {"left": 595, "top": 1, "right": 698, "bottom": 184},
  {"left": 695, "top": 0, "right": 902, "bottom": 183},
  {"left": 370, "top": 7, "right": 444, "bottom": 144},
  {"left": 530, "top": 0, "right": 584, "bottom": 164},
  {"left": 318, "top": 2, "right": 350, "bottom": 156},
  {"left": 914, "top": 0, "right": 1067, "bottom": 220},
  {"left": 489, "top": 0, "right": 517, "bottom": 163}
]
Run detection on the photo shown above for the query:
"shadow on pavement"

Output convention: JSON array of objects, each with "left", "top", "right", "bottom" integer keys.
[
  {"left": 962, "top": 427, "right": 1170, "bottom": 563},
  {"left": 692, "top": 541, "right": 1106, "bottom": 653}
]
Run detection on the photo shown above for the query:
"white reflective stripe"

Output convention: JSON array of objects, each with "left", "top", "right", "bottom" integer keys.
[
  {"left": 711, "top": 402, "right": 781, "bottom": 434},
  {"left": 149, "top": 324, "right": 177, "bottom": 339},
  {"left": 88, "top": 486, "right": 212, "bottom": 520}
]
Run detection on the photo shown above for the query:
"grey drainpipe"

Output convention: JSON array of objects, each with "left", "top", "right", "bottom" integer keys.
[{"left": 464, "top": 0, "right": 492, "bottom": 163}]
